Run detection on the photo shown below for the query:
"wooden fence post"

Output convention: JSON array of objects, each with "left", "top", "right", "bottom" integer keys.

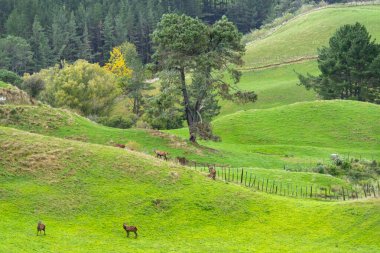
[
  {"left": 310, "top": 186, "right": 313, "bottom": 198},
  {"left": 342, "top": 187, "right": 346, "bottom": 201},
  {"left": 248, "top": 173, "right": 252, "bottom": 187},
  {"left": 244, "top": 171, "right": 248, "bottom": 186},
  {"left": 241, "top": 169, "right": 244, "bottom": 184},
  {"left": 266, "top": 179, "right": 269, "bottom": 192}
]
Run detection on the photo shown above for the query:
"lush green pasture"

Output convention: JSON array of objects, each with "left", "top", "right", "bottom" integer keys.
[
  {"left": 220, "top": 61, "right": 319, "bottom": 116},
  {"left": 1, "top": 127, "right": 379, "bottom": 253},
  {"left": 169, "top": 100, "right": 380, "bottom": 168},
  {"left": 214, "top": 100, "right": 379, "bottom": 150},
  {"left": 244, "top": 5, "right": 380, "bottom": 68},
  {"left": 3, "top": 101, "right": 379, "bottom": 169}
]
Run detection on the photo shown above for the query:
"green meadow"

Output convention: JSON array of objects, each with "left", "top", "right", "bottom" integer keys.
[
  {"left": 1, "top": 127, "right": 379, "bottom": 253},
  {"left": 1, "top": 3, "right": 380, "bottom": 253}
]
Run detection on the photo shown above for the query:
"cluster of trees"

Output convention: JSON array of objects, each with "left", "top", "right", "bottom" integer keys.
[
  {"left": 0, "top": 0, "right": 342, "bottom": 74},
  {"left": 299, "top": 23, "right": 380, "bottom": 104},
  {"left": 4, "top": 14, "right": 255, "bottom": 142}
]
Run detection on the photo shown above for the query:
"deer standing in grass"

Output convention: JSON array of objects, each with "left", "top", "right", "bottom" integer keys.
[
  {"left": 155, "top": 150, "right": 168, "bottom": 161},
  {"left": 37, "top": 221, "right": 46, "bottom": 236},
  {"left": 208, "top": 166, "right": 216, "bottom": 180},
  {"left": 123, "top": 223, "right": 138, "bottom": 238}
]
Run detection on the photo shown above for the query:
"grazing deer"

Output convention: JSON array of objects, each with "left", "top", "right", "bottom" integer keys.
[
  {"left": 115, "top": 143, "right": 126, "bottom": 149},
  {"left": 123, "top": 223, "right": 138, "bottom": 238},
  {"left": 208, "top": 166, "right": 216, "bottom": 180},
  {"left": 176, "top": 156, "right": 188, "bottom": 166},
  {"left": 37, "top": 221, "right": 46, "bottom": 236},
  {"left": 155, "top": 150, "right": 168, "bottom": 161}
]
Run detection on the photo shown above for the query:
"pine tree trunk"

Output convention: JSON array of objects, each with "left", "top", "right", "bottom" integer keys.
[{"left": 180, "top": 68, "right": 196, "bottom": 142}]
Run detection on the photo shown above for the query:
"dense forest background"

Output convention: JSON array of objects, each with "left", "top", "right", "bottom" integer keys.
[{"left": 0, "top": 0, "right": 351, "bottom": 74}]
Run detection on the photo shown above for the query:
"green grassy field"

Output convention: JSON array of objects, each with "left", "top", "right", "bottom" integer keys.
[
  {"left": 1, "top": 5, "right": 380, "bottom": 252},
  {"left": 169, "top": 100, "right": 380, "bottom": 168},
  {"left": 220, "top": 61, "right": 319, "bottom": 116},
  {"left": 243, "top": 5, "right": 380, "bottom": 68},
  {"left": 1, "top": 126, "right": 379, "bottom": 252},
  {"left": 3, "top": 101, "right": 379, "bottom": 170}
]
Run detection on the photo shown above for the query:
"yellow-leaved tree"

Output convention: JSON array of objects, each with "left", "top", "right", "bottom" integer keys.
[
  {"left": 104, "top": 42, "right": 151, "bottom": 115},
  {"left": 104, "top": 47, "right": 133, "bottom": 78}
]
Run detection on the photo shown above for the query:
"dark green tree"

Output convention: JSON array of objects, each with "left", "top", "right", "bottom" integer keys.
[
  {"left": 78, "top": 23, "right": 93, "bottom": 61},
  {"left": 0, "top": 36, "right": 33, "bottom": 75},
  {"left": 152, "top": 14, "right": 257, "bottom": 142},
  {"left": 298, "top": 22, "right": 380, "bottom": 103},
  {"left": 30, "top": 16, "right": 51, "bottom": 71},
  {"left": 51, "top": 8, "right": 69, "bottom": 63},
  {"left": 65, "top": 12, "right": 82, "bottom": 62}
]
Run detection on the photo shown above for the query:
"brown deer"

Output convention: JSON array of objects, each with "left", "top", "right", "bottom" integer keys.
[
  {"left": 208, "top": 166, "right": 216, "bottom": 180},
  {"left": 176, "top": 156, "right": 188, "bottom": 166},
  {"left": 123, "top": 223, "right": 138, "bottom": 238},
  {"left": 114, "top": 143, "right": 126, "bottom": 149},
  {"left": 37, "top": 221, "right": 46, "bottom": 236},
  {"left": 155, "top": 150, "right": 168, "bottom": 161}
]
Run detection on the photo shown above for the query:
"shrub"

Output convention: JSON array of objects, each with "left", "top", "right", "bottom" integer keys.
[
  {"left": 22, "top": 73, "right": 45, "bottom": 98},
  {"left": 98, "top": 115, "right": 137, "bottom": 129},
  {"left": 0, "top": 69, "right": 22, "bottom": 87}
]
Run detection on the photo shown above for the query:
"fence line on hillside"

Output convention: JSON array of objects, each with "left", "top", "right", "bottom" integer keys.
[{"left": 181, "top": 161, "right": 379, "bottom": 201}]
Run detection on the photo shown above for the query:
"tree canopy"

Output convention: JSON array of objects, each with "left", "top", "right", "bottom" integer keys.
[
  {"left": 152, "top": 13, "right": 256, "bottom": 142},
  {"left": 0, "top": 0, "right": 328, "bottom": 74},
  {"left": 37, "top": 60, "right": 121, "bottom": 116}
]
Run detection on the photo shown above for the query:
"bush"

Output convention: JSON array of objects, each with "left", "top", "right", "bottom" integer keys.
[
  {"left": 0, "top": 69, "right": 22, "bottom": 87},
  {"left": 313, "top": 158, "right": 380, "bottom": 183},
  {"left": 98, "top": 115, "right": 137, "bottom": 129},
  {"left": 22, "top": 73, "right": 45, "bottom": 98}
]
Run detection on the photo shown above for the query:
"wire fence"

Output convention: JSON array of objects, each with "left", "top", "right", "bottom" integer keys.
[{"left": 178, "top": 160, "right": 379, "bottom": 201}]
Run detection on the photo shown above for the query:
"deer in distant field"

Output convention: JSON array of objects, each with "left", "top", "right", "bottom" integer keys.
[
  {"left": 208, "top": 165, "right": 216, "bottom": 180},
  {"left": 37, "top": 221, "right": 46, "bottom": 236},
  {"left": 123, "top": 223, "right": 138, "bottom": 238},
  {"left": 155, "top": 150, "right": 168, "bottom": 161},
  {"left": 114, "top": 143, "right": 126, "bottom": 149},
  {"left": 176, "top": 156, "right": 188, "bottom": 166}
]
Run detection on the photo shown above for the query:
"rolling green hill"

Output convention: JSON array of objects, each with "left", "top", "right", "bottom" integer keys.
[
  {"left": 169, "top": 100, "right": 380, "bottom": 168},
  {"left": 243, "top": 5, "right": 380, "bottom": 68},
  {"left": 220, "top": 61, "right": 319, "bottom": 116},
  {"left": 214, "top": 100, "right": 379, "bottom": 150},
  {"left": 218, "top": 5, "right": 380, "bottom": 116},
  {"left": 0, "top": 104, "right": 364, "bottom": 189},
  {"left": 1, "top": 126, "right": 379, "bottom": 252}
]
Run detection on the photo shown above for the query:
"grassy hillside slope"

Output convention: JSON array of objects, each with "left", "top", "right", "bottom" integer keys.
[
  {"left": 220, "top": 61, "right": 319, "bottom": 116},
  {"left": 0, "top": 104, "right": 359, "bottom": 190},
  {"left": 214, "top": 100, "right": 379, "bottom": 150},
  {"left": 1, "top": 126, "right": 379, "bottom": 252},
  {"left": 244, "top": 5, "right": 380, "bottom": 68},
  {"left": 169, "top": 100, "right": 380, "bottom": 167}
]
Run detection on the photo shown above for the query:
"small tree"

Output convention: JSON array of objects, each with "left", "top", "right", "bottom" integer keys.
[
  {"left": 22, "top": 73, "right": 45, "bottom": 98},
  {"left": 152, "top": 14, "right": 257, "bottom": 142},
  {"left": 298, "top": 22, "right": 380, "bottom": 103},
  {"left": 105, "top": 42, "right": 151, "bottom": 115},
  {"left": 0, "top": 36, "right": 33, "bottom": 75},
  {"left": 39, "top": 60, "right": 121, "bottom": 116}
]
